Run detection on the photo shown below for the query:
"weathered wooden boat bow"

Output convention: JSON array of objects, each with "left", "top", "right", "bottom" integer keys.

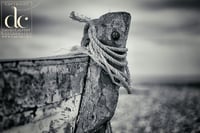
[{"left": 0, "top": 11, "right": 131, "bottom": 133}]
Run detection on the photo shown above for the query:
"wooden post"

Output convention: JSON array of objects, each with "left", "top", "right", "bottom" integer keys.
[
  {"left": 74, "top": 59, "right": 119, "bottom": 133},
  {"left": 75, "top": 12, "right": 131, "bottom": 133}
]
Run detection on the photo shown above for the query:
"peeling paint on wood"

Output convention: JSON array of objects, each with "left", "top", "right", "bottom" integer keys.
[
  {"left": 0, "top": 54, "right": 89, "bottom": 132},
  {"left": 3, "top": 95, "right": 81, "bottom": 133}
]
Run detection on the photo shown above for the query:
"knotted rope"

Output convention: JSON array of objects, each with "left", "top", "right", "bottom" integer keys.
[{"left": 70, "top": 11, "right": 132, "bottom": 94}]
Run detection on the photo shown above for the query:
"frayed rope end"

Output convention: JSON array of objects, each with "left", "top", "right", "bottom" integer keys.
[{"left": 69, "top": 11, "right": 91, "bottom": 23}]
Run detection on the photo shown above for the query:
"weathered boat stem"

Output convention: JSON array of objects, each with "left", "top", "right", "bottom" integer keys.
[{"left": 0, "top": 11, "right": 131, "bottom": 133}]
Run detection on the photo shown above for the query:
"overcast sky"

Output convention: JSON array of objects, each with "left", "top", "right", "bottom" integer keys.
[{"left": 0, "top": 0, "right": 200, "bottom": 82}]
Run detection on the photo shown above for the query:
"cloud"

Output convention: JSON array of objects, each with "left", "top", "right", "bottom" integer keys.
[
  {"left": 130, "top": 7, "right": 200, "bottom": 46},
  {"left": 140, "top": 0, "right": 200, "bottom": 10}
]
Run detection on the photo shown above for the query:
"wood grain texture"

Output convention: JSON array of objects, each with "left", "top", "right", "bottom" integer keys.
[{"left": 75, "top": 60, "right": 119, "bottom": 133}]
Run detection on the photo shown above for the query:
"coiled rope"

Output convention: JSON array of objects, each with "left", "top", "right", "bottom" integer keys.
[{"left": 70, "top": 11, "right": 132, "bottom": 94}]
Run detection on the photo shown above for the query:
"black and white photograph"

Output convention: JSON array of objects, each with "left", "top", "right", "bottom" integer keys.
[{"left": 0, "top": 0, "right": 200, "bottom": 132}]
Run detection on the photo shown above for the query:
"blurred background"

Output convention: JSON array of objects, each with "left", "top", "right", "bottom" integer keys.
[
  {"left": 0, "top": 0, "right": 200, "bottom": 84},
  {"left": 0, "top": 0, "right": 200, "bottom": 132}
]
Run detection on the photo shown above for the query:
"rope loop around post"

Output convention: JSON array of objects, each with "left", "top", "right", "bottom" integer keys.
[{"left": 70, "top": 11, "right": 132, "bottom": 94}]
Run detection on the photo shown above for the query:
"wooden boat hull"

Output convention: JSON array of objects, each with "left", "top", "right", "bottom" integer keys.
[{"left": 0, "top": 54, "right": 89, "bottom": 133}]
